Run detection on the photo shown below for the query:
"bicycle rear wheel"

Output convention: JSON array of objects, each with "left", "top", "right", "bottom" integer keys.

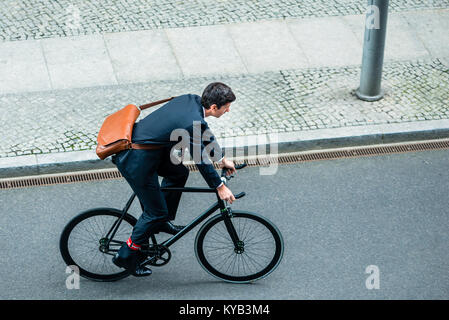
[
  {"left": 195, "top": 211, "right": 284, "bottom": 283},
  {"left": 59, "top": 208, "right": 136, "bottom": 282}
]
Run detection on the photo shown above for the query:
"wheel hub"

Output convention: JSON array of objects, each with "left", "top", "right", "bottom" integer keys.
[
  {"left": 99, "top": 238, "right": 109, "bottom": 253},
  {"left": 234, "top": 241, "right": 245, "bottom": 254}
]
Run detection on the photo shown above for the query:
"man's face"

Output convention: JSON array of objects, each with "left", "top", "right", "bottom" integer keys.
[{"left": 211, "top": 102, "right": 231, "bottom": 118}]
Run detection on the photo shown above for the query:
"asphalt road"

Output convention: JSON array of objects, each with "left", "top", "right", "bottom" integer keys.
[{"left": 0, "top": 149, "right": 448, "bottom": 299}]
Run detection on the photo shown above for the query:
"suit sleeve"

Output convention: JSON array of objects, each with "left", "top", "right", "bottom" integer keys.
[{"left": 188, "top": 121, "right": 224, "bottom": 189}]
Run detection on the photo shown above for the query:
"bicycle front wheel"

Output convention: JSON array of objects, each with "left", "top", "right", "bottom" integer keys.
[
  {"left": 195, "top": 211, "right": 284, "bottom": 283},
  {"left": 59, "top": 208, "right": 136, "bottom": 282}
]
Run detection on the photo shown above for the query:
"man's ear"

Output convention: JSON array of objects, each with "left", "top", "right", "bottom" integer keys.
[{"left": 210, "top": 104, "right": 218, "bottom": 111}]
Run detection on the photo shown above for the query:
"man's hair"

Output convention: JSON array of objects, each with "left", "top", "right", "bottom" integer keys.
[{"left": 201, "top": 82, "right": 236, "bottom": 109}]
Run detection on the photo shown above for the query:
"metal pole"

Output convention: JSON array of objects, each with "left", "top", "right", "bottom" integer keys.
[{"left": 355, "top": 0, "right": 389, "bottom": 101}]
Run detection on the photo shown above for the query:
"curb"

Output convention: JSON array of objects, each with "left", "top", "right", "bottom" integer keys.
[{"left": 1, "top": 119, "right": 449, "bottom": 179}]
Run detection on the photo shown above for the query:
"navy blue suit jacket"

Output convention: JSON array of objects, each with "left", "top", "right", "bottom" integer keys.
[{"left": 132, "top": 94, "right": 224, "bottom": 189}]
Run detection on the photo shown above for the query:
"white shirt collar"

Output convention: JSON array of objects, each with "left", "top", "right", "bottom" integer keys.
[{"left": 202, "top": 106, "right": 205, "bottom": 118}]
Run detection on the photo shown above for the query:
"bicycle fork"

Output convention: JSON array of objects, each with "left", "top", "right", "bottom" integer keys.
[{"left": 220, "top": 205, "right": 245, "bottom": 254}]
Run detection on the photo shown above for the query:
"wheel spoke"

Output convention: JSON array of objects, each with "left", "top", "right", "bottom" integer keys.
[
  {"left": 197, "top": 213, "right": 283, "bottom": 282},
  {"left": 63, "top": 211, "right": 134, "bottom": 279}
]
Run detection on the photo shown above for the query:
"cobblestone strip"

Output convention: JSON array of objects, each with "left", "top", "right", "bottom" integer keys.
[
  {"left": 0, "top": 58, "right": 447, "bottom": 158},
  {"left": 1, "top": 0, "right": 448, "bottom": 41}
]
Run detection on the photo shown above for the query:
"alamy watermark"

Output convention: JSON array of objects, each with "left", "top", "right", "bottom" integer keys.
[
  {"left": 38, "top": 3, "right": 82, "bottom": 34},
  {"left": 66, "top": 265, "right": 80, "bottom": 290},
  {"left": 365, "top": 5, "right": 380, "bottom": 29},
  {"left": 65, "top": 4, "right": 82, "bottom": 31},
  {"left": 168, "top": 122, "right": 279, "bottom": 175},
  {"left": 365, "top": 265, "right": 380, "bottom": 289}
]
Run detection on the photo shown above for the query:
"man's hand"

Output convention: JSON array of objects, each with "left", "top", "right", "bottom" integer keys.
[
  {"left": 219, "top": 157, "right": 236, "bottom": 176},
  {"left": 217, "top": 184, "right": 236, "bottom": 204}
]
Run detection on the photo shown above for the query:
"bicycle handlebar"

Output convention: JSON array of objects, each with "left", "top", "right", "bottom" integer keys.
[
  {"left": 219, "top": 162, "right": 247, "bottom": 201},
  {"left": 234, "top": 192, "right": 246, "bottom": 199},
  {"left": 221, "top": 163, "right": 247, "bottom": 179}
]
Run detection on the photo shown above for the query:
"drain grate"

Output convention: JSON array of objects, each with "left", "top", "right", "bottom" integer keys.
[
  {"left": 1, "top": 139, "right": 449, "bottom": 190},
  {"left": 0, "top": 170, "right": 124, "bottom": 190}
]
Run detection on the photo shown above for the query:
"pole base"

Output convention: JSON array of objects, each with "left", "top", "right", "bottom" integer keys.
[{"left": 355, "top": 88, "right": 385, "bottom": 102}]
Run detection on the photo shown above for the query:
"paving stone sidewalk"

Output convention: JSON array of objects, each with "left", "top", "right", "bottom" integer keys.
[
  {"left": 1, "top": 0, "right": 448, "bottom": 41},
  {"left": 0, "top": 1, "right": 448, "bottom": 177},
  {"left": 2, "top": 9, "right": 448, "bottom": 95},
  {"left": 1, "top": 58, "right": 448, "bottom": 159}
]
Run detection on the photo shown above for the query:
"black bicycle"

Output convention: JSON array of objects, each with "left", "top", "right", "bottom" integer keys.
[{"left": 59, "top": 163, "right": 284, "bottom": 283}]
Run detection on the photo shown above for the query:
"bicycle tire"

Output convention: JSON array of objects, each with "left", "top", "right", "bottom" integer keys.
[
  {"left": 59, "top": 208, "right": 137, "bottom": 282},
  {"left": 195, "top": 211, "right": 284, "bottom": 283}
]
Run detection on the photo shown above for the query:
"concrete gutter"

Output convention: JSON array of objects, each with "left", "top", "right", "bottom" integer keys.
[{"left": 1, "top": 119, "right": 449, "bottom": 179}]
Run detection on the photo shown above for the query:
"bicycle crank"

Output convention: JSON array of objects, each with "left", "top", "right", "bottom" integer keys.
[{"left": 141, "top": 245, "right": 171, "bottom": 267}]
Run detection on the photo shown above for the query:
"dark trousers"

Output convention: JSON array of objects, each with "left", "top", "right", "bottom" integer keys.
[{"left": 114, "top": 147, "right": 189, "bottom": 245}]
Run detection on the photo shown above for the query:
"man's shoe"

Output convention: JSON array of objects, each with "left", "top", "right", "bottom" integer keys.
[
  {"left": 156, "top": 221, "right": 185, "bottom": 235},
  {"left": 112, "top": 253, "right": 152, "bottom": 277},
  {"left": 132, "top": 266, "right": 153, "bottom": 277}
]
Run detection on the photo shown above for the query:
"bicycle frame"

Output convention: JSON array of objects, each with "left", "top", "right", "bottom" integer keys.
[{"left": 105, "top": 187, "right": 244, "bottom": 251}]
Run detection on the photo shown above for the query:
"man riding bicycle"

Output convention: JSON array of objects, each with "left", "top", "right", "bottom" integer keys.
[{"left": 112, "top": 82, "right": 237, "bottom": 276}]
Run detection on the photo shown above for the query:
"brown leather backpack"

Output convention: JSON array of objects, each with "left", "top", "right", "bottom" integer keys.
[{"left": 96, "top": 97, "right": 175, "bottom": 160}]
